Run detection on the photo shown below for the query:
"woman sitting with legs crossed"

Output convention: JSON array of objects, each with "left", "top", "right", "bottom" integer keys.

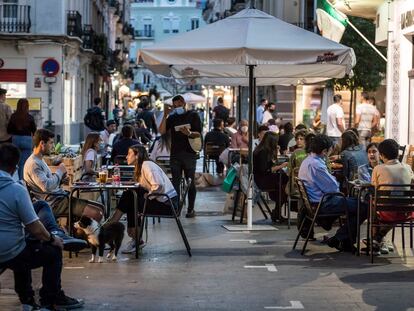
[{"left": 108, "top": 145, "right": 178, "bottom": 254}]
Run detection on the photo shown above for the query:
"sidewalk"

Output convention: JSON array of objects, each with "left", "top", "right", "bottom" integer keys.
[{"left": 1, "top": 186, "right": 414, "bottom": 310}]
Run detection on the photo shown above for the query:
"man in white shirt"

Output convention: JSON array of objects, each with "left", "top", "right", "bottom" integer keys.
[
  {"left": 326, "top": 94, "right": 345, "bottom": 145},
  {"left": 262, "top": 102, "right": 276, "bottom": 125},
  {"left": 355, "top": 92, "right": 379, "bottom": 146},
  {"left": 256, "top": 98, "right": 267, "bottom": 125}
]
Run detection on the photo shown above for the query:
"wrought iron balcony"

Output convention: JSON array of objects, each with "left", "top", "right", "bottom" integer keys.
[
  {"left": 134, "top": 29, "right": 154, "bottom": 38},
  {"left": 134, "top": 0, "right": 154, "bottom": 3},
  {"left": 82, "top": 24, "right": 94, "bottom": 50},
  {"left": 67, "top": 11, "right": 82, "bottom": 38},
  {"left": 0, "top": 4, "right": 31, "bottom": 33}
]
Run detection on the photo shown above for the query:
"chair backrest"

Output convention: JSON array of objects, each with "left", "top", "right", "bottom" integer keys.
[
  {"left": 374, "top": 184, "right": 414, "bottom": 213},
  {"left": 178, "top": 177, "right": 192, "bottom": 214},
  {"left": 23, "top": 180, "right": 36, "bottom": 201},
  {"left": 406, "top": 145, "right": 414, "bottom": 169},
  {"left": 114, "top": 155, "right": 127, "bottom": 165},
  {"left": 399, "top": 145, "right": 406, "bottom": 162},
  {"left": 204, "top": 143, "right": 226, "bottom": 158},
  {"left": 156, "top": 156, "right": 171, "bottom": 175},
  {"left": 295, "top": 178, "right": 315, "bottom": 216}
]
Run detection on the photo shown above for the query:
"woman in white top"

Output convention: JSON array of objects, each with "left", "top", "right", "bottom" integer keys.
[
  {"left": 81, "top": 132, "right": 101, "bottom": 181},
  {"left": 109, "top": 144, "right": 178, "bottom": 253}
]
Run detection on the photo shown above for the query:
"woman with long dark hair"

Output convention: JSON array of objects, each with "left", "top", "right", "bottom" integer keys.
[
  {"left": 81, "top": 132, "right": 101, "bottom": 180},
  {"left": 7, "top": 98, "right": 36, "bottom": 179},
  {"left": 108, "top": 145, "right": 177, "bottom": 254},
  {"left": 340, "top": 130, "right": 368, "bottom": 180},
  {"left": 253, "top": 131, "right": 288, "bottom": 222}
]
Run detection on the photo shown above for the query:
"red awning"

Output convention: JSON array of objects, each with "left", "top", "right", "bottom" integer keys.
[{"left": 0, "top": 69, "right": 27, "bottom": 82}]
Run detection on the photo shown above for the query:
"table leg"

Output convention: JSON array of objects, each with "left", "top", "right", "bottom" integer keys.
[
  {"left": 132, "top": 190, "right": 139, "bottom": 259},
  {"left": 68, "top": 189, "right": 77, "bottom": 259},
  {"left": 356, "top": 189, "right": 361, "bottom": 256},
  {"left": 106, "top": 188, "right": 111, "bottom": 218}
]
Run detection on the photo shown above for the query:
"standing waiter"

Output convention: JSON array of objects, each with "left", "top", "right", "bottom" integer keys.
[{"left": 159, "top": 95, "right": 202, "bottom": 218}]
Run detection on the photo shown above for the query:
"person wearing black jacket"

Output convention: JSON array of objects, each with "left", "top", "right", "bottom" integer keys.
[
  {"left": 253, "top": 131, "right": 288, "bottom": 222},
  {"left": 136, "top": 96, "right": 158, "bottom": 135},
  {"left": 159, "top": 95, "right": 202, "bottom": 218},
  {"left": 111, "top": 125, "right": 140, "bottom": 164},
  {"left": 204, "top": 118, "right": 230, "bottom": 174},
  {"left": 84, "top": 97, "right": 105, "bottom": 133}
]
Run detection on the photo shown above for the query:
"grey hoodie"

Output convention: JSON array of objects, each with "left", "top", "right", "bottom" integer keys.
[{"left": 0, "top": 170, "right": 38, "bottom": 263}]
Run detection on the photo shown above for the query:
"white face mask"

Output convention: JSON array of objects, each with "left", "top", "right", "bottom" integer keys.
[{"left": 241, "top": 126, "right": 248, "bottom": 133}]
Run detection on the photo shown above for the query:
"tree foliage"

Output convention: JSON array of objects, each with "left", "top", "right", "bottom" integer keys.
[{"left": 329, "top": 16, "right": 387, "bottom": 92}]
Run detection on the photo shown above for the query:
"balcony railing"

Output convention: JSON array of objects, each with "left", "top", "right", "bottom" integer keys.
[
  {"left": 0, "top": 4, "right": 31, "bottom": 33},
  {"left": 67, "top": 11, "right": 82, "bottom": 38},
  {"left": 82, "top": 24, "right": 94, "bottom": 50},
  {"left": 291, "top": 22, "right": 315, "bottom": 32},
  {"left": 134, "top": 0, "right": 154, "bottom": 3},
  {"left": 134, "top": 29, "right": 154, "bottom": 38}
]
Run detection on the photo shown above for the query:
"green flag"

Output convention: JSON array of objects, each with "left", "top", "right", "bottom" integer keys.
[{"left": 316, "top": 0, "right": 348, "bottom": 42}]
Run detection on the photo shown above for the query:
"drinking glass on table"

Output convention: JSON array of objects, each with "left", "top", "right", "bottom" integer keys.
[{"left": 99, "top": 168, "right": 108, "bottom": 185}]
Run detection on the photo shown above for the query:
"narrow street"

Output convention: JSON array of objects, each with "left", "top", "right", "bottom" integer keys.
[{"left": 1, "top": 186, "right": 414, "bottom": 311}]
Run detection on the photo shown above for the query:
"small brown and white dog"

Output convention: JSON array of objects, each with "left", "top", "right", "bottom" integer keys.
[{"left": 74, "top": 215, "right": 125, "bottom": 263}]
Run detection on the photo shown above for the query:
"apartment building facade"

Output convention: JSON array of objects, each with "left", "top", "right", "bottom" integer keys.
[{"left": 0, "top": 0, "right": 133, "bottom": 143}]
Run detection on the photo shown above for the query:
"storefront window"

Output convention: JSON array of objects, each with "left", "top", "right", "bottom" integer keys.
[{"left": 0, "top": 82, "right": 26, "bottom": 98}]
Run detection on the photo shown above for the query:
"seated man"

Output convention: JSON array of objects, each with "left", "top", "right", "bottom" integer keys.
[
  {"left": 0, "top": 144, "right": 84, "bottom": 310},
  {"left": 204, "top": 118, "right": 230, "bottom": 174},
  {"left": 111, "top": 124, "right": 140, "bottom": 163},
  {"left": 24, "top": 129, "right": 97, "bottom": 217},
  {"left": 298, "top": 134, "right": 368, "bottom": 252},
  {"left": 370, "top": 139, "right": 414, "bottom": 254}
]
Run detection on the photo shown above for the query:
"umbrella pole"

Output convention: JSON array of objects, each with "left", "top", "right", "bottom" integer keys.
[
  {"left": 237, "top": 85, "right": 242, "bottom": 123},
  {"left": 247, "top": 65, "right": 256, "bottom": 230}
]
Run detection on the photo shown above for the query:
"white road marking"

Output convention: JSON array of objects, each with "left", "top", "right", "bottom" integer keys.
[
  {"left": 264, "top": 301, "right": 304, "bottom": 309},
  {"left": 244, "top": 264, "right": 277, "bottom": 272},
  {"left": 64, "top": 266, "right": 85, "bottom": 269},
  {"left": 230, "top": 239, "right": 257, "bottom": 244}
]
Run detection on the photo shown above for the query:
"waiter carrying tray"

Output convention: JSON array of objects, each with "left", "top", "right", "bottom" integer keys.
[{"left": 159, "top": 95, "right": 202, "bottom": 218}]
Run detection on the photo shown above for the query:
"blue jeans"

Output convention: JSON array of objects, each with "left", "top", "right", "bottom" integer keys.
[
  {"left": 319, "top": 196, "right": 368, "bottom": 242},
  {"left": 26, "top": 201, "right": 61, "bottom": 240},
  {"left": 12, "top": 135, "right": 32, "bottom": 180}
]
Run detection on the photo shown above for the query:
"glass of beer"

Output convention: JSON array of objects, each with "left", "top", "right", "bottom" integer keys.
[{"left": 99, "top": 169, "right": 108, "bottom": 185}]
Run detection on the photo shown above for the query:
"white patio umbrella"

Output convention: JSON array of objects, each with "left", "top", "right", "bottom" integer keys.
[
  {"left": 140, "top": 8, "right": 356, "bottom": 229},
  {"left": 164, "top": 92, "right": 206, "bottom": 105}
]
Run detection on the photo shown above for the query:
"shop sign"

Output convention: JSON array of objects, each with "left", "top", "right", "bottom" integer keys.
[
  {"left": 34, "top": 77, "right": 41, "bottom": 88},
  {"left": 401, "top": 10, "right": 414, "bottom": 30}
]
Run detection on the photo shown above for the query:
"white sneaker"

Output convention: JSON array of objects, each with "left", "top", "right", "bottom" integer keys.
[
  {"left": 121, "top": 239, "right": 136, "bottom": 254},
  {"left": 379, "top": 242, "right": 389, "bottom": 254},
  {"left": 385, "top": 240, "right": 394, "bottom": 252}
]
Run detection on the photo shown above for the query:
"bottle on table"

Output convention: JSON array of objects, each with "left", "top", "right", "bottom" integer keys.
[{"left": 112, "top": 164, "right": 121, "bottom": 186}]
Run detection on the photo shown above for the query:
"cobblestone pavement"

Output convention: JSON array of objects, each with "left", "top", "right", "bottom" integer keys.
[{"left": 1, "top": 186, "right": 414, "bottom": 310}]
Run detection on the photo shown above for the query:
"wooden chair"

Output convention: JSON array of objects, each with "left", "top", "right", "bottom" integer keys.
[
  {"left": 370, "top": 184, "right": 414, "bottom": 263},
  {"left": 203, "top": 143, "right": 226, "bottom": 174},
  {"left": 406, "top": 145, "right": 414, "bottom": 170},
  {"left": 137, "top": 178, "right": 192, "bottom": 257},
  {"left": 399, "top": 145, "right": 406, "bottom": 162},
  {"left": 293, "top": 178, "right": 353, "bottom": 255}
]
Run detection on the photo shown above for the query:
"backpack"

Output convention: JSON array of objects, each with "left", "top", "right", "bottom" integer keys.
[{"left": 84, "top": 108, "right": 104, "bottom": 131}]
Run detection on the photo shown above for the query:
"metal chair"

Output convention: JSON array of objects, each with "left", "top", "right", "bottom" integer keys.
[
  {"left": 155, "top": 156, "right": 171, "bottom": 177},
  {"left": 370, "top": 184, "right": 414, "bottom": 263},
  {"left": 137, "top": 178, "right": 192, "bottom": 257},
  {"left": 203, "top": 143, "right": 226, "bottom": 174},
  {"left": 293, "top": 178, "right": 353, "bottom": 255},
  {"left": 399, "top": 145, "right": 406, "bottom": 162}
]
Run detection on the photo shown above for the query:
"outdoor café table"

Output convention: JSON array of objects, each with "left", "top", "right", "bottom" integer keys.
[
  {"left": 68, "top": 181, "right": 142, "bottom": 259},
  {"left": 347, "top": 180, "right": 373, "bottom": 256}
]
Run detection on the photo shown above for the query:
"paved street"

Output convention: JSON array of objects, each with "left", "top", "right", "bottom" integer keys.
[{"left": 1, "top": 187, "right": 414, "bottom": 311}]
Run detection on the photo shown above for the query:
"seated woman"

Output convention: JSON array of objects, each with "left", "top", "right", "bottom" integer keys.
[
  {"left": 81, "top": 132, "right": 101, "bottom": 181},
  {"left": 357, "top": 142, "right": 380, "bottom": 182},
  {"left": 108, "top": 145, "right": 178, "bottom": 254},
  {"left": 253, "top": 131, "right": 288, "bottom": 222},
  {"left": 286, "top": 130, "right": 310, "bottom": 197},
  {"left": 370, "top": 139, "right": 414, "bottom": 255},
  {"left": 339, "top": 130, "right": 368, "bottom": 181}
]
